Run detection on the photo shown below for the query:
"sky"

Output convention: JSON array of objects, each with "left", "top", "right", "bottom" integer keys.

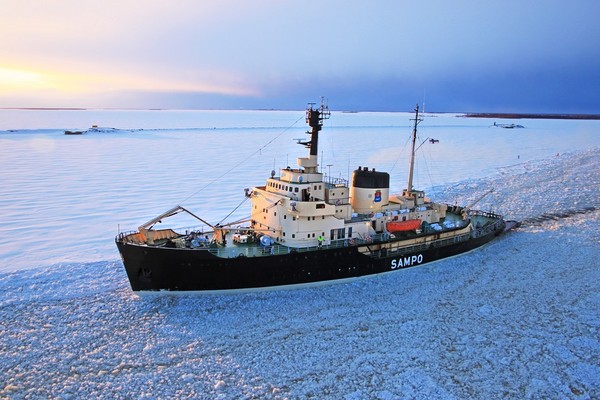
[{"left": 1, "top": 0, "right": 599, "bottom": 113}]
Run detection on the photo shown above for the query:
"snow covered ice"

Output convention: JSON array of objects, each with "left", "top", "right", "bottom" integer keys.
[{"left": 0, "top": 110, "right": 599, "bottom": 398}]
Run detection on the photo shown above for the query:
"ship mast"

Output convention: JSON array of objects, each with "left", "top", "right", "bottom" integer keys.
[
  {"left": 304, "top": 98, "right": 330, "bottom": 157},
  {"left": 298, "top": 98, "right": 330, "bottom": 173},
  {"left": 405, "top": 103, "right": 422, "bottom": 196}
]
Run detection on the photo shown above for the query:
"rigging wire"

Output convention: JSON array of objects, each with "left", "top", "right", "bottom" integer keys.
[
  {"left": 223, "top": 198, "right": 282, "bottom": 228},
  {"left": 415, "top": 144, "right": 435, "bottom": 191},
  {"left": 325, "top": 112, "right": 337, "bottom": 178},
  {"left": 389, "top": 119, "right": 435, "bottom": 191},
  {"left": 216, "top": 195, "right": 250, "bottom": 226},
  {"left": 414, "top": 122, "right": 435, "bottom": 190},
  {"left": 423, "top": 149, "right": 435, "bottom": 190},
  {"left": 389, "top": 132, "right": 412, "bottom": 173},
  {"left": 179, "top": 114, "right": 305, "bottom": 205}
]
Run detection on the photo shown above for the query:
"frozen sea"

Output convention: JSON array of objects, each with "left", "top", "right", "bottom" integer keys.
[{"left": 0, "top": 109, "right": 599, "bottom": 399}]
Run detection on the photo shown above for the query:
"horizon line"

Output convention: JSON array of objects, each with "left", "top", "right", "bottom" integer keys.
[{"left": 2, "top": 107, "right": 600, "bottom": 120}]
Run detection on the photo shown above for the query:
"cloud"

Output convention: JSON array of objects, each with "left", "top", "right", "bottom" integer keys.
[{"left": 1, "top": 1, "right": 599, "bottom": 111}]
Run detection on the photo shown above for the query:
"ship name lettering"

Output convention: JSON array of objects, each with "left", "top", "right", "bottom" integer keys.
[{"left": 391, "top": 254, "right": 423, "bottom": 269}]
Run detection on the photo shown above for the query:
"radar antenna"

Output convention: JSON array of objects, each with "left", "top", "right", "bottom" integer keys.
[{"left": 300, "top": 97, "right": 330, "bottom": 156}]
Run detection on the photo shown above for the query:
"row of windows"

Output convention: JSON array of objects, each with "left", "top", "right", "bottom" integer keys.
[
  {"left": 267, "top": 181, "right": 325, "bottom": 192},
  {"left": 284, "top": 215, "right": 324, "bottom": 221},
  {"left": 281, "top": 227, "right": 353, "bottom": 241},
  {"left": 331, "top": 227, "right": 352, "bottom": 240},
  {"left": 257, "top": 209, "right": 328, "bottom": 222},
  {"left": 282, "top": 232, "right": 325, "bottom": 239},
  {"left": 257, "top": 222, "right": 352, "bottom": 242},
  {"left": 268, "top": 181, "right": 299, "bottom": 193}
]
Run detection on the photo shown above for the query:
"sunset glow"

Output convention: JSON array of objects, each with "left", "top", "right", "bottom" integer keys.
[
  {"left": 1, "top": 1, "right": 598, "bottom": 111},
  {"left": 0, "top": 67, "right": 48, "bottom": 91},
  {"left": 0, "top": 65, "right": 258, "bottom": 99}
]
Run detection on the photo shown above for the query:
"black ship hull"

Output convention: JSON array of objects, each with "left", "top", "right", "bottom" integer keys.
[
  {"left": 116, "top": 220, "right": 507, "bottom": 293},
  {"left": 115, "top": 103, "right": 515, "bottom": 294}
]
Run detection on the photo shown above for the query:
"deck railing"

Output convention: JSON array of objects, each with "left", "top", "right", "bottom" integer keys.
[{"left": 117, "top": 210, "right": 505, "bottom": 259}]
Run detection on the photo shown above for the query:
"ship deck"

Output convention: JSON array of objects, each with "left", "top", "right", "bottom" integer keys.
[{"left": 117, "top": 210, "right": 504, "bottom": 260}]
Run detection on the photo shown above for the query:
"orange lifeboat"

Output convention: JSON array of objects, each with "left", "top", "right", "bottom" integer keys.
[{"left": 386, "top": 219, "right": 421, "bottom": 233}]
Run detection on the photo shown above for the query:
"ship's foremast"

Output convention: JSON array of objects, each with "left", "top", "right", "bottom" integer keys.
[
  {"left": 405, "top": 103, "right": 422, "bottom": 198},
  {"left": 297, "top": 99, "right": 330, "bottom": 173}
]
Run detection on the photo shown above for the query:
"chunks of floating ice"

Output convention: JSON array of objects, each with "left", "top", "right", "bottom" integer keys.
[
  {"left": 214, "top": 380, "right": 226, "bottom": 390},
  {"left": 0, "top": 116, "right": 598, "bottom": 399}
]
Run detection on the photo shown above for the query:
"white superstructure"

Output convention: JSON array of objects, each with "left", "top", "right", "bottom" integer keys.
[{"left": 249, "top": 102, "right": 450, "bottom": 249}]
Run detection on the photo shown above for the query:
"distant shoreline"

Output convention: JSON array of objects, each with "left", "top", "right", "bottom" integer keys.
[
  {"left": 463, "top": 112, "right": 600, "bottom": 120},
  {"left": 2, "top": 107, "right": 600, "bottom": 120}
]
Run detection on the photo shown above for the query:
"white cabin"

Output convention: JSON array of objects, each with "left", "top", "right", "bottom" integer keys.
[{"left": 249, "top": 103, "right": 448, "bottom": 249}]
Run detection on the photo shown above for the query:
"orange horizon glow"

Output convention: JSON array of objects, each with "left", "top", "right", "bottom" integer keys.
[{"left": 0, "top": 65, "right": 259, "bottom": 100}]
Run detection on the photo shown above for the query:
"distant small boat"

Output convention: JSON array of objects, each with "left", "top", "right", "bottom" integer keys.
[
  {"left": 65, "top": 125, "right": 118, "bottom": 135},
  {"left": 493, "top": 122, "right": 524, "bottom": 129},
  {"left": 386, "top": 219, "right": 422, "bottom": 233},
  {"left": 87, "top": 125, "right": 119, "bottom": 133}
]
